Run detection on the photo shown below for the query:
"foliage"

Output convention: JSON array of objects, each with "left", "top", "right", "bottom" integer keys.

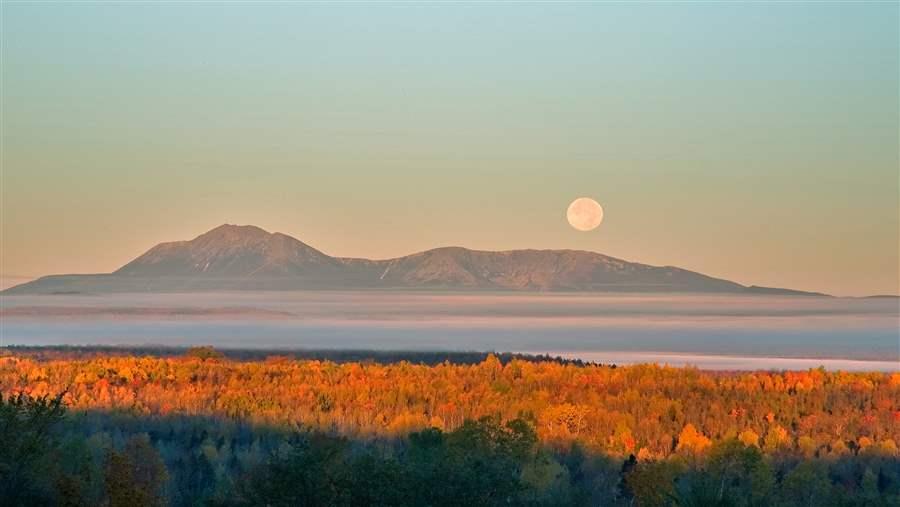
[
  {"left": 184, "top": 346, "right": 225, "bottom": 361},
  {"left": 105, "top": 434, "right": 168, "bottom": 507},
  {"left": 0, "top": 391, "right": 67, "bottom": 506},
  {"left": 0, "top": 349, "right": 898, "bottom": 505},
  {"left": 230, "top": 417, "right": 543, "bottom": 506}
]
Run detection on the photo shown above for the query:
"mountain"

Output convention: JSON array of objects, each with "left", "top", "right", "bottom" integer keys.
[
  {"left": 116, "top": 224, "right": 341, "bottom": 277},
  {"left": 345, "top": 247, "right": 746, "bottom": 292},
  {"left": 2, "top": 224, "right": 828, "bottom": 295}
]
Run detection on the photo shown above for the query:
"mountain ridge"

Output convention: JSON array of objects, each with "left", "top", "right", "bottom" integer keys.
[{"left": 3, "top": 224, "right": 829, "bottom": 296}]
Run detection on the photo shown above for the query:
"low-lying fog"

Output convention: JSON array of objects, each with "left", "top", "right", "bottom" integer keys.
[{"left": 1, "top": 291, "right": 897, "bottom": 371}]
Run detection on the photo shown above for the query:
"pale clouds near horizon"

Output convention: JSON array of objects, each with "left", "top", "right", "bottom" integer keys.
[{"left": 2, "top": 292, "right": 897, "bottom": 367}]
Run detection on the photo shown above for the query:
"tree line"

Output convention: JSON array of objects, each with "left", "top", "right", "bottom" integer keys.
[{"left": 0, "top": 347, "right": 897, "bottom": 505}]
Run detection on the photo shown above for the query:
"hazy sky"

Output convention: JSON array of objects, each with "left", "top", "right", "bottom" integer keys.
[{"left": 2, "top": 3, "right": 898, "bottom": 296}]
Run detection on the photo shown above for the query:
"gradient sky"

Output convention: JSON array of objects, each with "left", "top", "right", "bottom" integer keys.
[{"left": 1, "top": 3, "right": 898, "bottom": 296}]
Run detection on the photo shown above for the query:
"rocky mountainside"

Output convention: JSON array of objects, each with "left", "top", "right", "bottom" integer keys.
[
  {"left": 3, "top": 224, "right": 826, "bottom": 295},
  {"left": 116, "top": 224, "right": 341, "bottom": 277},
  {"left": 353, "top": 247, "right": 743, "bottom": 292}
]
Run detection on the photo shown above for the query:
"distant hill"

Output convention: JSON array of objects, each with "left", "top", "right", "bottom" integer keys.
[{"left": 3, "top": 224, "right": 829, "bottom": 295}]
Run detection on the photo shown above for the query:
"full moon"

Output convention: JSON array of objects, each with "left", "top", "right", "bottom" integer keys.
[{"left": 566, "top": 197, "right": 604, "bottom": 231}]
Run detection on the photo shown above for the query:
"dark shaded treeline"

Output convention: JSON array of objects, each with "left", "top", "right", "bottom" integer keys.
[
  {"left": 2, "top": 392, "right": 898, "bottom": 507},
  {"left": 3, "top": 345, "right": 605, "bottom": 367}
]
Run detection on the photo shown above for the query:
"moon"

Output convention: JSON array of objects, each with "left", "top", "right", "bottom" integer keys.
[{"left": 566, "top": 197, "right": 604, "bottom": 231}]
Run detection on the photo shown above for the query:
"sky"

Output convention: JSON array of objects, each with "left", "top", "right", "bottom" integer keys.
[{"left": 1, "top": 3, "right": 898, "bottom": 297}]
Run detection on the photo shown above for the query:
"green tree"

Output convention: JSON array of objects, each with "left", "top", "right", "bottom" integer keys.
[
  {"left": 0, "top": 391, "right": 67, "bottom": 506},
  {"left": 859, "top": 467, "right": 882, "bottom": 506},
  {"left": 672, "top": 473, "right": 737, "bottom": 507},
  {"left": 401, "top": 417, "right": 537, "bottom": 506},
  {"left": 705, "top": 439, "right": 774, "bottom": 506},
  {"left": 105, "top": 434, "right": 168, "bottom": 507},
  {"left": 779, "top": 460, "right": 834, "bottom": 507},
  {"left": 231, "top": 431, "right": 352, "bottom": 506},
  {"left": 626, "top": 458, "right": 687, "bottom": 507}
]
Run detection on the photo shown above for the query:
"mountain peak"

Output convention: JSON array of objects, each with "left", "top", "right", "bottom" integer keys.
[
  {"left": 4, "top": 224, "right": 827, "bottom": 295},
  {"left": 197, "top": 224, "right": 271, "bottom": 241},
  {"left": 113, "top": 224, "right": 336, "bottom": 277}
]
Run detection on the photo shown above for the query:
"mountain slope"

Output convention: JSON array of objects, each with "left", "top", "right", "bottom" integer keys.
[
  {"left": 116, "top": 224, "right": 341, "bottom": 277},
  {"left": 3, "top": 224, "right": 826, "bottom": 295},
  {"left": 357, "top": 247, "right": 744, "bottom": 292}
]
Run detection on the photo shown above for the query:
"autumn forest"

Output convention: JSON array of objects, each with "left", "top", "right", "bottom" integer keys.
[{"left": 0, "top": 346, "right": 898, "bottom": 506}]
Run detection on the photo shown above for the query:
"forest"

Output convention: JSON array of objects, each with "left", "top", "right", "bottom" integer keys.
[{"left": 1, "top": 346, "right": 898, "bottom": 506}]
